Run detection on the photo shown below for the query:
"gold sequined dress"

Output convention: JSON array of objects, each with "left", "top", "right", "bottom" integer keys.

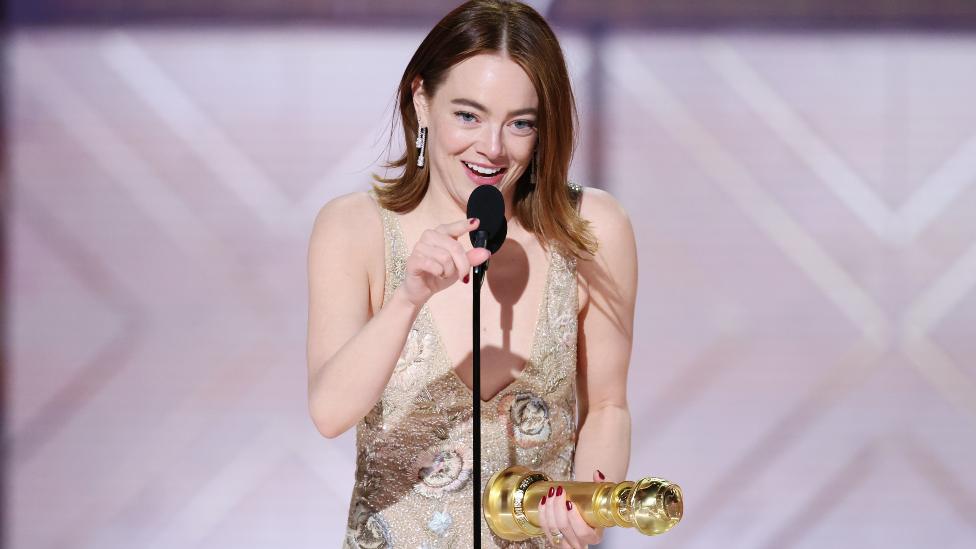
[{"left": 343, "top": 190, "right": 581, "bottom": 548}]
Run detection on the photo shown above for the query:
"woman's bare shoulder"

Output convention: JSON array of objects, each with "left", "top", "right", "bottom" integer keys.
[
  {"left": 574, "top": 187, "right": 638, "bottom": 321},
  {"left": 309, "top": 191, "right": 384, "bottom": 259},
  {"left": 576, "top": 186, "right": 634, "bottom": 249},
  {"left": 313, "top": 190, "right": 380, "bottom": 224}
]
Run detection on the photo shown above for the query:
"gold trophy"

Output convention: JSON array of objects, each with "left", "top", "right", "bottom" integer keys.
[{"left": 483, "top": 466, "right": 683, "bottom": 541}]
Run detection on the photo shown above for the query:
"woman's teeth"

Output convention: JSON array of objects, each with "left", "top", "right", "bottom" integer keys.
[{"left": 463, "top": 161, "right": 503, "bottom": 176}]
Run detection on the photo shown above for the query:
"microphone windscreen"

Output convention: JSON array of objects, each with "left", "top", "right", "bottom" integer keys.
[{"left": 466, "top": 185, "right": 507, "bottom": 254}]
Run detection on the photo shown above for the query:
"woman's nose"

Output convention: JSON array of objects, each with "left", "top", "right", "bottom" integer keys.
[{"left": 476, "top": 124, "right": 505, "bottom": 160}]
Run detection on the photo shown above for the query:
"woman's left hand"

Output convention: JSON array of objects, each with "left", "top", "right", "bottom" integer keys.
[{"left": 537, "top": 469, "right": 605, "bottom": 548}]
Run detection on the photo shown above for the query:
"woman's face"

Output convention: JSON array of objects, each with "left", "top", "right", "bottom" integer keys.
[{"left": 414, "top": 53, "right": 539, "bottom": 212}]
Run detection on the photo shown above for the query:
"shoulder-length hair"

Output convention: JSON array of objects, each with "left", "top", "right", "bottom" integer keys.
[{"left": 372, "top": 0, "right": 597, "bottom": 259}]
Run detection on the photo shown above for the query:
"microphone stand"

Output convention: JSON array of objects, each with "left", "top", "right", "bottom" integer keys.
[{"left": 472, "top": 229, "right": 489, "bottom": 549}]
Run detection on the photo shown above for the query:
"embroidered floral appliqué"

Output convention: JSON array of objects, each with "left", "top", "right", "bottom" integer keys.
[
  {"left": 392, "top": 328, "right": 435, "bottom": 389},
  {"left": 499, "top": 391, "right": 552, "bottom": 448},
  {"left": 345, "top": 500, "right": 392, "bottom": 549},
  {"left": 413, "top": 443, "right": 472, "bottom": 498},
  {"left": 549, "top": 311, "right": 576, "bottom": 350},
  {"left": 428, "top": 510, "right": 453, "bottom": 537}
]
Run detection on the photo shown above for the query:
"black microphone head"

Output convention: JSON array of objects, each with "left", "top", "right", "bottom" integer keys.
[{"left": 466, "top": 185, "right": 507, "bottom": 254}]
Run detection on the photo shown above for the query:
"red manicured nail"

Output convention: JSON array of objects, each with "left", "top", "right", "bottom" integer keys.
[
  {"left": 548, "top": 487, "right": 555, "bottom": 497},
  {"left": 463, "top": 274, "right": 469, "bottom": 284},
  {"left": 541, "top": 495, "right": 547, "bottom": 505},
  {"left": 567, "top": 501, "right": 573, "bottom": 511},
  {"left": 598, "top": 470, "right": 605, "bottom": 481},
  {"left": 556, "top": 486, "right": 563, "bottom": 497},
  {"left": 469, "top": 218, "right": 477, "bottom": 225}
]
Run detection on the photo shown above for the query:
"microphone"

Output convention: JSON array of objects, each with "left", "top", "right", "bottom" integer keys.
[
  {"left": 465, "top": 184, "right": 507, "bottom": 545},
  {"left": 466, "top": 185, "right": 507, "bottom": 285}
]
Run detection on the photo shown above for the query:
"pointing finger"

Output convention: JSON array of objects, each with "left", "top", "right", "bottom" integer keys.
[{"left": 437, "top": 217, "right": 480, "bottom": 238}]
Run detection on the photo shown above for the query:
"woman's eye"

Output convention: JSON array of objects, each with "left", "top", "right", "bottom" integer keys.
[
  {"left": 512, "top": 119, "right": 536, "bottom": 132},
  {"left": 455, "top": 111, "right": 477, "bottom": 123}
]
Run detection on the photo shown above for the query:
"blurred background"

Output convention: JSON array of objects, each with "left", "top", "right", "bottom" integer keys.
[{"left": 5, "top": 0, "right": 976, "bottom": 548}]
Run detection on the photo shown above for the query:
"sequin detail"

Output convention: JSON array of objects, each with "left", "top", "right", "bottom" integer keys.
[{"left": 343, "top": 193, "right": 579, "bottom": 548}]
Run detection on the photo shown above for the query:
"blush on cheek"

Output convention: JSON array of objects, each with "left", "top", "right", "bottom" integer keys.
[{"left": 436, "top": 128, "right": 474, "bottom": 156}]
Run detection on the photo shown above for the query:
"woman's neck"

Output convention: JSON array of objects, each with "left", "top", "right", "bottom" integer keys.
[
  {"left": 415, "top": 181, "right": 466, "bottom": 224},
  {"left": 416, "top": 175, "right": 516, "bottom": 227}
]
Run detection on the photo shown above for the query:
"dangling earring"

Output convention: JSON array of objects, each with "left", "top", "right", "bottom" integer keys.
[
  {"left": 530, "top": 150, "right": 539, "bottom": 186},
  {"left": 416, "top": 126, "right": 428, "bottom": 168}
]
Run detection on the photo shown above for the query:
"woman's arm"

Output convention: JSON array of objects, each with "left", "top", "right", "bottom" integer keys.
[
  {"left": 573, "top": 187, "right": 637, "bottom": 482},
  {"left": 306, "top": 193, "right": 419, "bottom": 438},
  {"left": 537, "top": 187, "right": 637, "bottom": 548},
  {"left": 306, "top": 193, "right": 490, "bottom": 439}
]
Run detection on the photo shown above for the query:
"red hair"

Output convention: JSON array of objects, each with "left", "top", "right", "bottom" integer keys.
[{"left": 373, "top": 0, "right": 596, "bottom": 259}]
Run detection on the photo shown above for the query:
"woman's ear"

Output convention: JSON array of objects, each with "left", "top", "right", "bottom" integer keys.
[{"left": 411, "top": 77, "right": 430, "bottom": 127}]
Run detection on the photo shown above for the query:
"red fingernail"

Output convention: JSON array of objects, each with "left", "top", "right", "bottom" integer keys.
[
  {"left": 556, "top": 486, "right": 563, "bottom": 497},
  {"left": 469, "top": 218, "right": 477, "bottom": 225},
  {"left": 548, "top": 487, "right": 555, "bottom": 497},
  {"left": 567, "top": 501, "right": 573, "bottom": 511},
  {"left": 598, "top": 470, "right": 605, "bottom": 481},
  {"left": 541, "top": 495, "right": 547, "bottom": 505},
  {"left": 463, "top": 274, "right": 469, "bottom": 284}
]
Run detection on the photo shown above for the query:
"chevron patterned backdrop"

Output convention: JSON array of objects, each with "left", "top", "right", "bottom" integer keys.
[{"left": 6, "top": 27, "right": 976, "bottom": 548}]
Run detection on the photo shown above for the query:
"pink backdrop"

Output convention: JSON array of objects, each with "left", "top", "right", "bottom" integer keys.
[{"left": 7, "top": 27, "right": 976, "bottom": 548}]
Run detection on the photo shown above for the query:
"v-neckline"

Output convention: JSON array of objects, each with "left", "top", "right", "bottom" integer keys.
[{"left": 389, "top": 212, "right": 553, "bottom": 404}]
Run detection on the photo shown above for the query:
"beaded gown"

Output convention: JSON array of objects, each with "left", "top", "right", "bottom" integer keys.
[{"left": 342, "top": 186, "right": 583, "bottom": 549}]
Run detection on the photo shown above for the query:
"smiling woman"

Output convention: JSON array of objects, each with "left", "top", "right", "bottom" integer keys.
[
  {"left": 306, "top": 1, "right": 638, "bottom": 548},
  {"left": 372, "top": 0, "right": 596, "bottom": 260},
  {"left": 449, "top": 93, "right": 539, "bottom": 186},
  {"left": 411, "top": 54, "right": 538, "bottom": 209}
]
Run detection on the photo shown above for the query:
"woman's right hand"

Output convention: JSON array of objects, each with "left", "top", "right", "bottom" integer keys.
[{"left": 399, "top": 217, "right": 492, "bottom": 307}]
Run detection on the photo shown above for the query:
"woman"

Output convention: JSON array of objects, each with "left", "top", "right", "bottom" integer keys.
[{"left": 307, "top": 1, "right": 637, "bottom": 547}]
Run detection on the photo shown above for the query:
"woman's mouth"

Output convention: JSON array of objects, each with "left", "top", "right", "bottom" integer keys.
[{"left": 462, "top": 161, "right": 507, "bottom": 185}]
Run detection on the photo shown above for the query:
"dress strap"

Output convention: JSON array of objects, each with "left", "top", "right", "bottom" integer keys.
[
  {"left": 567, "top": 181, "right": 583, "bottom": 213},
  {"left": 367, "top": 193, "right": 408, "bottom": 306}
]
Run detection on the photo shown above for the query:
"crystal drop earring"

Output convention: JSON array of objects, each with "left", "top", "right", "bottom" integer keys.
[
  {"left": 416, "top": 126, "right": 428, "bottom": 168},
  {"left": 530, "top": 149, "right": 538, "bottom": 186}
]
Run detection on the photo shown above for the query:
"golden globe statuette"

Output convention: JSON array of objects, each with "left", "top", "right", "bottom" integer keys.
[{"left": 483, "top": 466, "right": 683, "bottom": 542}]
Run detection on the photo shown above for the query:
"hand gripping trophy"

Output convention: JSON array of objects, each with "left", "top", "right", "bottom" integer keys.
[{"left": 483, "top": 466, "right": 683, "bottom": 542}]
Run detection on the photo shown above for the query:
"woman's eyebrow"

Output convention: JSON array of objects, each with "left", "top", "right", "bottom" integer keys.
[{"left": 450, "top": 98, "right": 537, "bottom": 118}]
